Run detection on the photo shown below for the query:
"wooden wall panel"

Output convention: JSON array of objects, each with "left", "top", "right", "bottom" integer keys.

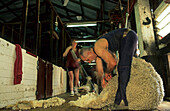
[
  {"left": 0, "top": 38, "right": 38, "bottom": 108},
  {"left": 52, "top": 66, "right": 67, "bottom": 96},
  {"left": 0, "top": 38, "right": 67, "bottom": 108}
]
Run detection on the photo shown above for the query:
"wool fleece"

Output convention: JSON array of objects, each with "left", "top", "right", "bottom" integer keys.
[{"left": 69, "top": 57, "right": 164, "bottom": 110}]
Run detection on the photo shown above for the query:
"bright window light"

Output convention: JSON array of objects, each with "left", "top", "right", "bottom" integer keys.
[
  {"left": 156, "top": 5, "right": 170, "bottom": 22},
  {"left": 67, "top": 23, "right": 97, "bottom": 27},
  {"left": 157, "top": 23, "right": 170, "bottom": 37},
  {"left": 157, "top": 13, "right": 170, "bottom": 29},
  {"left": 76, "top": 40, "right": 96, "bottom": 43}
]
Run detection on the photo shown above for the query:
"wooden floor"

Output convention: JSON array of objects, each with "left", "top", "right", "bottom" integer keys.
[{"left": 0, "top": 92, "right": 170, "bottom": 111}]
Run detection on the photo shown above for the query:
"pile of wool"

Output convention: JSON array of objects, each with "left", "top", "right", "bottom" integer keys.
[
  {"left": 69, "top": 92, "right": 98, "bottom": 108},
  {"left": 79, "top": 76, "right": 93, "bottom": 92},
  {"left": 6, "top": 96, "right": 65, "bottom": 110},
  {"left": 43, "top": 96, "right": 65, "bottom": 108},
  {"left": 69, "top": 57, "right": 164, "bottom": 110}
]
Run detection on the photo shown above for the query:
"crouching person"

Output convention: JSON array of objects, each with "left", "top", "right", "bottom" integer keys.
[{"left": 79, "top": 28, "right": 138, "bottom": 110}]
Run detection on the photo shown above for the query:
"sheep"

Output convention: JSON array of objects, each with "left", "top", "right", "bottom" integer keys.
[{"left": 69, "top": 57, "right": 164, "bottom": 110}]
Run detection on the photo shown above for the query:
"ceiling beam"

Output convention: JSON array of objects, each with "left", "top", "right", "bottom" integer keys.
[
  {"left": 52, "top": 3, "right": 92, "bottom": 20},
  {"left": 0, "top": 0, "right": 18, "bottom": 10},
  {"left": 56, "top": 11, "right": 95, "bottom": 36},
  {"left": 0, "top": 7, "right": 22, "bottom": 15},
  {"left": 79, "top": 0, "right": 85, "bottom": 19},
  {"left": 70, "top": 0, "right": 109, "bottom": 16},
  {"left": 64, "top": 6, "right": 70, "bottom": 17},
  {"left": 0, "top": 1, "right": 20, "bottom": 19},
  {"left": 8, "top": 1, "right": 46, "bottom": 23},
  {"left": 99, "top": 0, "right": 105, "bottom": 31},
  {"left": 106, "top": 0, "right": 126, "bottom": 7},
  {"left": 70, "top": 0, "right": 99, "bottom": 11},
  {"left": 0, "top": 2, "right": 45, "bottom": 15}
]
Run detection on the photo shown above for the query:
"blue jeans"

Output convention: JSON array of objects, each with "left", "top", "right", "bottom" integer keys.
[{"left": 114, "top": 30, "right": 138, "bottom": 106}]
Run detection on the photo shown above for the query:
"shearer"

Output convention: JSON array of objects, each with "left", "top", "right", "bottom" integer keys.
[{"left": 79, "top": 28, "right": 138, "bottom": 109}]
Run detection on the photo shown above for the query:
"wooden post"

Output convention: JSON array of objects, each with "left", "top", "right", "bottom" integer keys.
[
  {"left": 134, "top": 0, "right": 156, "bottom": 56},
  {"left": 2, "top": 25, "right": 5, "bottom": 38},
  {"left": 38, "top": 23, "right": 42, "bottom": 56},
  {"left": 11, "top": 25, "right": 14, "bottom": 42},
  {"left": 50, "top": 9, "right": 54, "bottom": 62},
  {"left": 61, "top": 27, "right": 65, "bottom": 67},
  {"left": 20, "top": 0, "right": 29, "bottom": 48},
  {"left": 35, "top": 0, "right": 40, "bottom": 55},
  {"left": 100, "top": 0, "right": 105, "bottom": 32}
]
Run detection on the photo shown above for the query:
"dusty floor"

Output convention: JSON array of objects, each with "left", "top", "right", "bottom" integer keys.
[{"left": 0, "top": 92, "right": 170, "bottom": 111}]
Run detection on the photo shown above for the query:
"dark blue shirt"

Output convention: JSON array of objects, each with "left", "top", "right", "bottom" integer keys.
[{"left": 98, "top": 28, "right": 128, "bottom": 52}]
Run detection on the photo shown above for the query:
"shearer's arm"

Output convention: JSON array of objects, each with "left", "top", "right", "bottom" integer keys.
[
  {"left": 94, "top": 38, "right": 117, "bottom": 73},
  {"left": 63, "top": 46, "right": 72, "bottom": 57}
]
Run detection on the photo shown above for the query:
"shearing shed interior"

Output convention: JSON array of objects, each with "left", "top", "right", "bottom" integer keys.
[{"left": 0, "top": 0, "right": 170, "bottom": 111}]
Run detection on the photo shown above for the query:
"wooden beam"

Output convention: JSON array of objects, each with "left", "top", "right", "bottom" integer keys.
[
  {"left": 64, "top": 6, "right": 70, "bottom": 17},
  {"left": 11, "top": 25, "right": 14, "bottom": 42},
  {"left": 35, "top": 0, "right": 40, "bottom": 55},
  {"left": 7, "top": 2, "right": 46, "bottom": 23},
  {"left": 53, "top": 4, "right": 100, "bottom": 35},
  {"left": 99, "top": 0, "right": 105, "bottom": 32},
  {"left": 50, "top": 9, "right": 54, "bottom": 61},
  {"left": 95, "top": 11, "right": 100, "bottom": 35},
  {"left": 20, "top": 0, "right": 29, "bottom": 47},
  {"left": 46, "top": 0, "right": 71, "bottom": 39},
  {"left": 47, "top": 31, "right": 59, "bottom": 40},
  {"left": 1, "top": 25, "right": 5, "bottom": 37},
  {"left": 70, "top": 0, "right": 99, "bottom": 11},
  {"left": 76, "top": 1, "right": 88, "bottom": 36},
  {"left": 57, "top": 11, "right": 111, "bottom": 36},
  {"left": 70, "top": 0, "right": 108, "bottom": 16},
  {"left": 52, "top": 3, "right": 92, "bottom": 20},
  {"left": 0, "top": 7, "right": 22, "bottom": 15},
  {"left": 106, "top": 0, "right": 126, "bottom": 7},
  {"left": 0, "top": 0, "right": 17, "bottom": 10},
  {"left": 38, "top": 23, "right": 42, "bottom": 56},
  {"left": 0, "top": 1, "right": 20, "bottom": 20},
  {"left": 134, "top": 0, "right": 156, "bottom": 56},
  {"left": 80, "top": 0, "right": 84, "bottom": 19}
]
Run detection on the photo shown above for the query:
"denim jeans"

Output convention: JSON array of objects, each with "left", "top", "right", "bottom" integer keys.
[{"left": 114, "top": 30, "right": 138, "bottom": 106}]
